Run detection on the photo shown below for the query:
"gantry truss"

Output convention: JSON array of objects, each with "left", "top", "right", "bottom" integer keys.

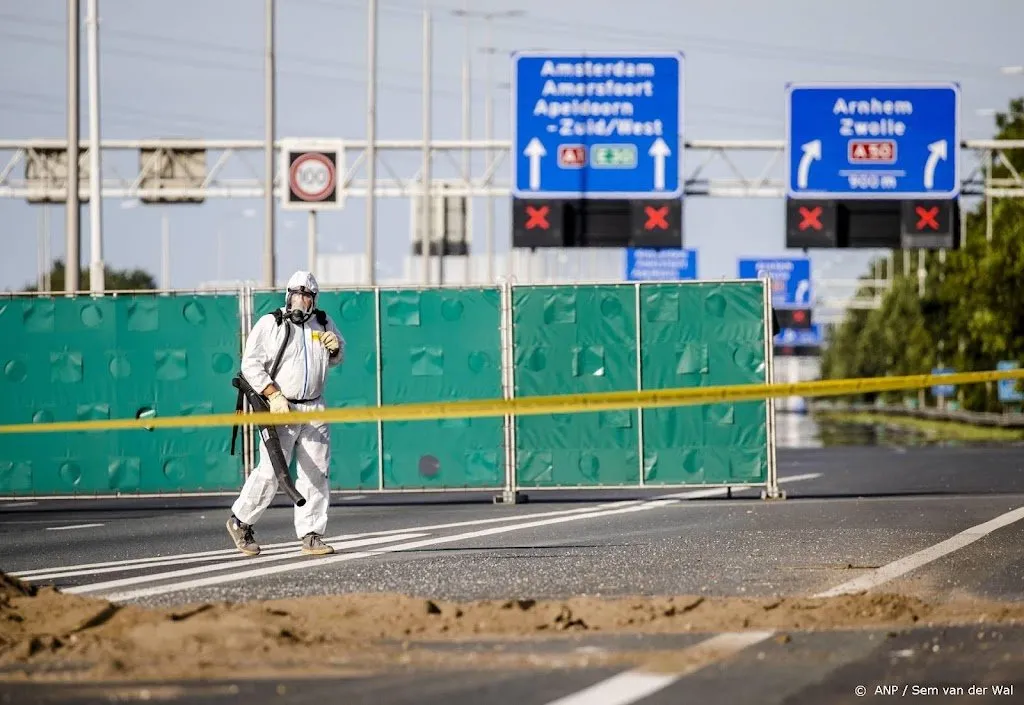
[{"left": 0, "top": 138, "right": 1022, "bottom": 201}]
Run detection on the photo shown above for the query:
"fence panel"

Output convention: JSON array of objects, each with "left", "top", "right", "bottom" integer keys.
[
  {"left": 511, "top": 285, "right": 641, "bottom": 488},
  {"left": 638, "top": 281, "right": 770, "bottom": 485},
  {"left": 377, "top": 287, "right": 505, "bottom": 489},
  {"left": 251, "top": 290, "right": 380, "bottom": 490},
  {"left": 0, "top": 293, "right": 243, "bottom": 496}
]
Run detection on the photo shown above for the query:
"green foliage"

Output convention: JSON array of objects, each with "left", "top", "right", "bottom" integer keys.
[
  {"left": 820, "top": 97, "right": 1024, "bottom": 411},
  {"left": 22, "top": 259, "right": 158, "bottom": 293}
]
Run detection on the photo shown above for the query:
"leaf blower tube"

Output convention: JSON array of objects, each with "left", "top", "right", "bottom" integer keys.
[{"left": 230, "top": 373, "right": 306, "bottom": 508}]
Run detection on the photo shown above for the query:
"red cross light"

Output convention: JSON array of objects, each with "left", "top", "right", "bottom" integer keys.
[
  {"left": 915, "top": 206, "right": 939, "bottom": 230},
  {"left": 798, "top": 206, "right": 822, "bottom": 231},
  {"left": 644, "top": 206, "right": 669, "bottom": 230},
  {"left": 525, "top": 205, "right": 549, "bottom": 230}
]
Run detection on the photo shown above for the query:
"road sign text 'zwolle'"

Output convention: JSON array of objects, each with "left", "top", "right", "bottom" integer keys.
[{"left": 785, "top": 82, "right": 960, "bottom": 200}]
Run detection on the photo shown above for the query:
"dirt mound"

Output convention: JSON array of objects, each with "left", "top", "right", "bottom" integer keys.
[
  {"left": 0, "top": 572, "right": 36, "bottom": 600},
  {"left": 1, "top": 571, "right": 1023, "bottom": 682}
]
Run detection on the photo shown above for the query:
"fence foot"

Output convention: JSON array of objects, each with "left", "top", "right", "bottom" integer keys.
[
  {"left": 761, "top": 487, "right": 787, "bottom": 501},
  {"left": 493, "top": 490, "right": 528, "bottom": 505},
  {"left": 726, "top": 486, "right": 732, "bottom": 499}
]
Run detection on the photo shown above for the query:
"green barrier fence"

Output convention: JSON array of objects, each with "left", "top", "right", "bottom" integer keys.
[
  {"left": 0, "top": 293, "right": 244, "bottom": 495},
  {"left": 510, "top": 281, "right": 773, "bottom": 490},
  {"left": 0, "top": 279, "right": 775, "bottom": 498}
]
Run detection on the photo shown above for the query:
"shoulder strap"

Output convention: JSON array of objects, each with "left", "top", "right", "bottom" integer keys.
[
  {"left": 314, "top": 309, "right": 327, "bottom": 326},
  {"left": 230, "top": 310, "right": 292, "bottom": 457},
  {"left": 269, "top": 320, "right": 292, "bottom": 380}
]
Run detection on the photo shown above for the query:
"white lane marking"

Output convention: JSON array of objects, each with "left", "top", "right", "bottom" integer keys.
[
  {"left": 814, "top": 504, "right": 1024, "bottom": 598},
  {"left": 651, "top": 473, "right": 822, "bottom": 500},
  {"left": 13, "top": 473, "right": 820, "bottom": 578},
  {"left": 27, "top": 473, "right": 823, "bottom": 591},
  {"left": 543, "top": 632, "right": 776, "bottom": 705},
  {"left": 93, "top": 501, "right": 669, "bottom": 601},
  {"left": 543, "top": 502, "right": 1024, "bottom": 704},
  {"left": 13, "top": 501, "right": 642, "bottom": 579},
  {"left": 545, "top": 672, "right": 679, "bottom": 705},
  {"left": 340, "top": 495, "right": 366, "bottom": 501},
  {"left": 2, "top": 501, "right": 38, "bottom": 508},
  {"left": 24, "top": 541, "right": 326, "bottom": 580},
  {"left": 45, "top": 523, "right": 104, "bottom": 531},
  {"left": 62, "top": 533, "right": 426, "bottom": 595}
]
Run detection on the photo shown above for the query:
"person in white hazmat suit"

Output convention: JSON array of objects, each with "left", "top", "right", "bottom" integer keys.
[{"left": 226, "top": 271, "right": 344, "bottom": 557}]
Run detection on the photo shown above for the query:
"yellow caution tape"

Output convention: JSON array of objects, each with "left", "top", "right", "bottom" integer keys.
[{"left": 0, "top": 367, "right": 1022, "bottom": 436}]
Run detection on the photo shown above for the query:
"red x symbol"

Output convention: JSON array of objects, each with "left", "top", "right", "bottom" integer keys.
[
  {"left": 525, "top": 205, "right": 549, "bottom": 230},
  {"left": 798, "top": 206, "right": 822, "bottom": 231},
  {"left": 915, "top": 206, "right": 939, "bottom": 230},
  {"left": 644, "top": 206, "right": 669, "bottom": 230}
]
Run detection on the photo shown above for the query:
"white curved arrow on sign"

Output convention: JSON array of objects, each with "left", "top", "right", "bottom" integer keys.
[
  {"left": 924, "top": 140, "right": 947, "bottom": 190},
  {"left": 797, "top": 140, "right": 821, "bottom": 189}
]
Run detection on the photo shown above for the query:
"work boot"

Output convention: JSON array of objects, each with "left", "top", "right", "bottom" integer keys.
[
  {"left": 301, "top": 533, "right": 335, "bottom": 556},
  {"left": 226, "top": 516, "right": 260, "bottom": 556}
]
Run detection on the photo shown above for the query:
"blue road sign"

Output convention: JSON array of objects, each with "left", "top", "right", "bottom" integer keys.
[
  {"left": 625, "top": 247, "right": 697, "bottom": 281},
  {"left": 931, "top": 367, "right": 956, "bottom": 398},
  {"left": 738, "top": 257, "right": 812, "bottom": 308},
  {"left": 775, "top": 324, "right": 822, "bottom": 348},
  {"left": 511, "top": 51, "right": 684, "bottom": 199},
  {"left": 785, "top": 82, "right": 960, "bottom": 199},
  {"left": 997, "top": 361, "right": 1023, "bottom": 403}
]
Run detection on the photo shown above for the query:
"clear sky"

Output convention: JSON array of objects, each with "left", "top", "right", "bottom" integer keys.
[{"left": 0, "top": 0, "right": 1021, "bottom": 293}]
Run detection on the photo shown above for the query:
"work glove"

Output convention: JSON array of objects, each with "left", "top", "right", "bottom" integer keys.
[
  {"left": 267, "top": 391, "right": 290, "bottom": 414},
  {"left": 321, "top": 330, "right": 341, "bottom": 356}
]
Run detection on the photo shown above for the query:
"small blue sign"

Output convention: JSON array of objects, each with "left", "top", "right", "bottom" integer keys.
[
  {"left": 775, "top": 324, "right": 822, "bottom": 348},
  {"left": 786, "top": 82, "right": 960, "bottom": 199},
  {"left": 738, "top": 257, "right": 812, "bottom": 308},
  {"left": 997, "top": 360, "right": 1023, "bottom": 403},
  {"left": 931, "top": 367, "right": 956, "bottom": 398},
  {"left": 625, "top": 248, "right": 697, "bottom": 281},
  {"left": 511, "top": 51, "right": 684, "bottom": 199}
]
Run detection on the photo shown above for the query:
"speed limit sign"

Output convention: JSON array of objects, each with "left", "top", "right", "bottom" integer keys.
[{"left": 280, "top": 140, "right": 345, "bottom": 210}]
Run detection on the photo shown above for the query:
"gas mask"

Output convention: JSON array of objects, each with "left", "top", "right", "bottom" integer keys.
[{"left": 285, "top": 286, "right": 316, "bottom": 325}]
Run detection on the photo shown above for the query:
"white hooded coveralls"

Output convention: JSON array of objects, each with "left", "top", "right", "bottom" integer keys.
[{"left": 231, "top": 287, "right": 345, "bottom": 538}]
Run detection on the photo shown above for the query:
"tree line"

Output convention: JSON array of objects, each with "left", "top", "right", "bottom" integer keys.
[{"left": 819, "top": 97, "right": 1024, "bottom": 412}]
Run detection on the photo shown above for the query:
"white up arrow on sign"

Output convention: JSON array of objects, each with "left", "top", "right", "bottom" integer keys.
[
  {"left": 648, "top": 138, "right": 671, "bottom": 190},
  {"left": 797, "top": 140, "right": 821, "bottom": 189},
  {"left": 924, "top": 140, "right": 947, "bottom": 189},
  {"left": 524, "top": 138, "right": 546, "bottom": 191}
]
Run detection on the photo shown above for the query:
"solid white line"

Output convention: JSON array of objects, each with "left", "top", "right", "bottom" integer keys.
[
  {"left": 542, "top": 632, "right": 776, "bottom": 705},
  {"left": 27, "top": 473, "right": 825, "bottom": 591},
  {"left": 95, "top": 501, "right": 667, "bottom": 601},
  {"left": 341, "top": 495, "right": 366, "bottom": 501},
  {"left": 45, "top": 523, "right": 104, "bottom": 531},
  {"left": 651, "top": 473, "right": 822, "bottom": 500},
  {"left": 2, "top": 501, "right": 38, "bottom": 508},
  {"left": 813, "top": 504, "right": 1024, "bottom": 598},
  {"left": 63, "top": 533, "right": 426, "bottom": 596},
  {"left": 23, "top": 542, "right": 321, "bottom": 581},
  {"left": 13, "top": 502, "right": 641, "bottom": 579}
]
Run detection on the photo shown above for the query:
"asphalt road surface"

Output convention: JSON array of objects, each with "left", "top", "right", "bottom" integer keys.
[{"left": 2, "top": 443, "right": 1023, "bottom": 704}]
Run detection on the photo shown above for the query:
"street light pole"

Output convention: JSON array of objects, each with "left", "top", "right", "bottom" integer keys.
[
  {"left": 451, "top": 8, "right": 524, "bottom": 282},
  {"left": 365, "top": 0, "right": 379, "bottom": 285},
  {"left": 263, "top": 0, "right": 276, "bottom": 287},
  {"left": 65, "top": 0, "right": 80, "bottom": 292}
]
